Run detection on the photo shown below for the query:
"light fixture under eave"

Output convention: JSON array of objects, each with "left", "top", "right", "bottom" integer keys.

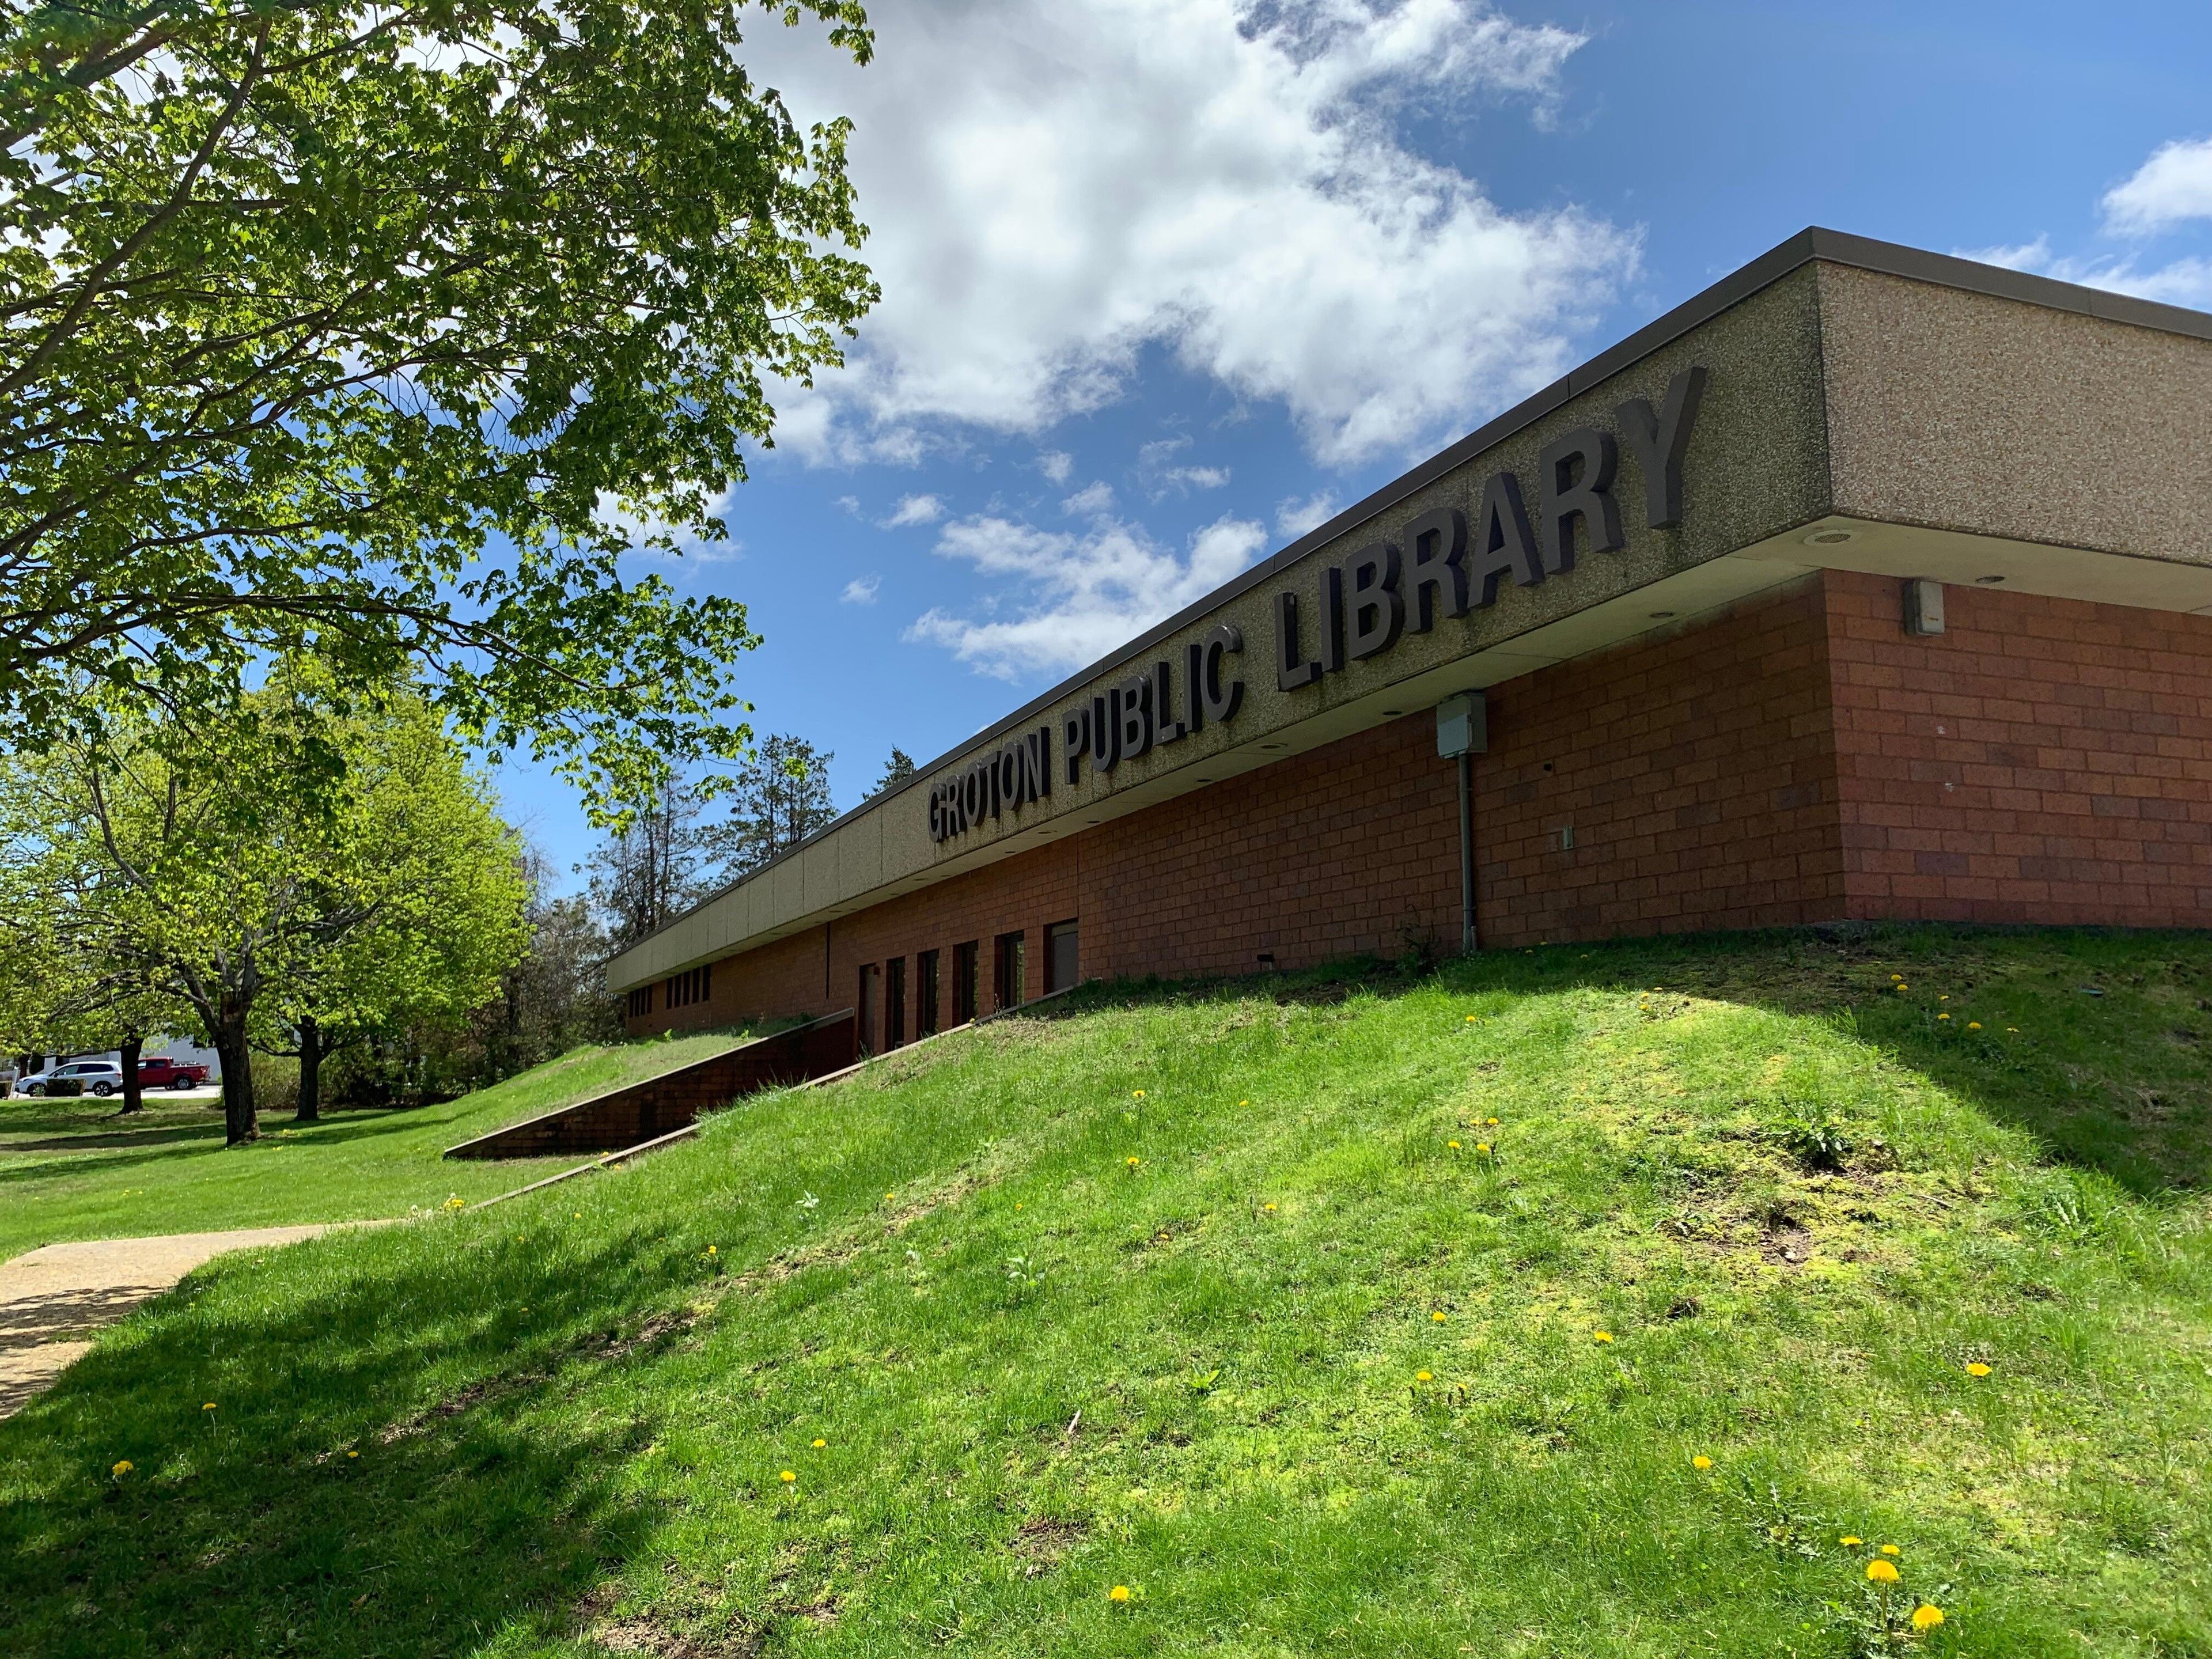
[
  {"left": 1804, "top": 528, "right": 1854, "bottom": 546},
  {"left": 1649, "top": 610, "right": 1675, "bottom": 620},
  {"left": 1975, "top": 574, "right": 2006, "bottom": 585}
]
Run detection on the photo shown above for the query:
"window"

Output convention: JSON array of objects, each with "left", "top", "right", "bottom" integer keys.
[
  {"left": 857, "top": 963, "right": 881, "bottom": 1054},
  {"left": 886, "top": 956, "right": 907, "bottom": 1049},
  {"left": 626, "top": 986, "right": 652, "bottom": 1019},
  {"left": 953, "top": 941, "right": 979, "bottom": 1025},
  {"left": 917, "top": 949, "right": 941, "bottom": 1037},
  {"left": 993, "top": 930, "right": 1026, "bottom": 1013},
  {"left": 662, "top": 964, "right": 714, "bottom": 1010},
  {"left": 1045, "top": 919, "right": 1080, "bottom": 994}
]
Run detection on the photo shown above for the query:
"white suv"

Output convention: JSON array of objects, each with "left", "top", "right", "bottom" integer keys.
[{"left": 18, "top": 1060, "right": 125, "bottom": 1097}]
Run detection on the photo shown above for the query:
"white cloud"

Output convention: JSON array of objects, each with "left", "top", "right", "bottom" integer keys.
[
  {"left": 841, "top": 574, "right": 882, "bottom": 604},
  {"left": 1164, "top": 464, "right": 1230, "bottom": 491},
  {"left": 908, "top": 510, "right": 1269, "bottom": 677},
  {"left": 757, "top": 0, "right": 1634, "bottom": 467},
  {"left": 880, "top": 493, "right": 945, "bottom": 528},
  {"left": 834, "top": 494, "right": 861, "bottom": 516},
  {"left": 1061, "top": 480, "right": 1117, "bottom": 516},
  {"left": 1038, "top": 450, "right": 1074, "bottom": 484},
  {"left": 1956, "top": 234, "right": 2212, "bottom": 310},
  {"left": 2103, "top": 137, "right": 2212, "bottom": 236},
  {"left": 1275, "top": 488, "right": 1340, "bottom": 537}
]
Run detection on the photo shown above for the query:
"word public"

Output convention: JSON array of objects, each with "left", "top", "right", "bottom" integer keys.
[{"left": 929, "top": 366, "right": 1706, "bottom": 846}]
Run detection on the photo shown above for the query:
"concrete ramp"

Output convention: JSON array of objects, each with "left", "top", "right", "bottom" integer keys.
[{"left": 444, "top": 1011, "right": 858, "bottom": 1160}]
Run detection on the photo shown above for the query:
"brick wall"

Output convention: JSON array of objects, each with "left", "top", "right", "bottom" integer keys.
[
  {"left": 1825, "top": 568, "right": 2212, "bottom": 925},
  {"left": 634, "top": 577, "right": 1871, "bottom": 1037}
]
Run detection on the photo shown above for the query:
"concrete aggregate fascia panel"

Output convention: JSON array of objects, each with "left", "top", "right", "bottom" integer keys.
[{"left": 607, "top": 226, "right": 2212, "bottom": 990}]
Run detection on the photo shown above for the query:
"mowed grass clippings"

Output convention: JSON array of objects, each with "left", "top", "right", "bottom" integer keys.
[
  {"left": 0, "top": 1031, "right": 755, "bottom": 1257},
  {"left": 2, "top": 927, "right": 2210, "bottom": 1658}
]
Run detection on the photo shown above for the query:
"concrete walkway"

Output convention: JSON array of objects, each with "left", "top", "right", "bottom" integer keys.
[{"left": 0, "top": 1226, "right": 334, "bottom": 1418}]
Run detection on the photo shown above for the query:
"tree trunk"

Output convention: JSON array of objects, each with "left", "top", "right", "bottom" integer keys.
[
  {"left": 119, "top": 1036, "right": 143, "bottom": 1115},
  {"left": 211, "top": 1017, "right": 257, "bottom": 1145},
  {"left": 295, "top": 1016, "right": 321, "bottom": 1123}
]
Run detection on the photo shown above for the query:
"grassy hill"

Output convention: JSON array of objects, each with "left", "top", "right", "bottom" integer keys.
[
  {"left": 0, "top": 1031, "right": 749, "bottom": 1259},
  {"left": 2, "top": 928, "right": 2209, "bottom": 1658}
]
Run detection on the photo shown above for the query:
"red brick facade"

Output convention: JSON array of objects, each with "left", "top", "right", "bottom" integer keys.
[{"left": 630, "top": 573, "right": 2212, "bottom": 1040}]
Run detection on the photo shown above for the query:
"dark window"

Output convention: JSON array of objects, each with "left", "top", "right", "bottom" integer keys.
[
  {"left": 953, "top": 941, "right": 979, "bottom": 1025},
  {"left": 917, "top": 950, "right": 941, "bottom": 1037},
  {"left": 857, "top": 963, "right": 881, "bottom": 1054},
  {"left": 886, "top": 956, "right": 907, "bottom": 1049},
  {"left": 993, "top": 930, "right": 1026, "bottom": 1012},
  {"left": 626, "top": 987, "right": 652, "bottom": 1019},
  {"left": 1045, "top": 919, "right": 1079, "bottom": 994}
]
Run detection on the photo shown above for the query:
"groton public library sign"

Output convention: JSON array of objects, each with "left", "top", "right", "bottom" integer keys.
[{"left": 613, "top": 228, "right": 2212, "bottom": 1044}]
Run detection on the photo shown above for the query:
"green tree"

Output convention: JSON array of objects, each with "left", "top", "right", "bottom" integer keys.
[
  {"left": 0, "top": 674, "right": 527, "bottom": 1142},
  {"left": 708, "top": 733, "right": 835, "bottom": 882},
  {"left": 255, "top": 692, "right": 529, "bottom": 1121},
  {"left": 872, "top": 747, "right": 916, "bottom": 796},
  {"left": 0, "top": 0, "right": 877, "bottom": 819}
]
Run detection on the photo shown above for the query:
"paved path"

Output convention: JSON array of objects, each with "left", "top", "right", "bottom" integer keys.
[{"left": 0, "top": 1226, "right": 334, "bottom": 1418}]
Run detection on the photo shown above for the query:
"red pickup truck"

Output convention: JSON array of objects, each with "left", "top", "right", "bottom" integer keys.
[{"left": 135, "top": 1056, "right": 213, "bottom": 1090}]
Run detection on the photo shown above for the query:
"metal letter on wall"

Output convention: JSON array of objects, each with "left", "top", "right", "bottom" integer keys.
[
  {"left": 1091, "top": 687, "right": 1122, "bottom": 771},
  {"left": 1405, "top": 507, "right": 1468, "bottom": 632},
  {"left": 1062, "top": 706, "right": 1089, "bottom": 786},
  {"left": 1202, "top": 623, "right": 1244, "bottom": 723},
  {"left": 1537, "top": 427, "right": 1623, "bottom": 574},
  {"left": 1275, "top": 590, "right": 1321, "bottom": 691},
  {"left": 1116, "top": 672, "right": 1154, "bottom": 761},
  {"left": 1344, "top": 543, "right": 1404, "bottom": 661},
  {"left": 1470, "top": 470, "right": 1545, "bottom": 607},
  {"left": 1152, "top": 658, "right": 1186, "bottom": 744},
  {"left": 1614, "top": 365, "right": 1707, "bottom": 529},
  {"left": 1317, "top": 561, "right": 1346, "bottom": 675}
]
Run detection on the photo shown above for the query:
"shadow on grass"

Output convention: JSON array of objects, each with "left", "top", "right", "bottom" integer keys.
[
  {"left": 0, "top": 1227, "right": 688, "bottom": 1658},
  {"left": 1046, "top": 923, "right": 2212, "bottom": 1197}
]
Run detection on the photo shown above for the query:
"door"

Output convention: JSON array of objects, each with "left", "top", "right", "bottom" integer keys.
[
  {"left": 1045, "top": 919, "right": 1079, "bottom": 994},
  {"left": 857, "top": 963, "right": 881, "bottom": 1054},
  {"left": 885, "top": 956, "right": 907, "bottom": 1049}
]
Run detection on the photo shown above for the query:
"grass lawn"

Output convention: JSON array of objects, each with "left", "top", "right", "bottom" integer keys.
[
  {"left": 3, "top": 927, "right": 2210, "bottom": 1657},
  {"left": 0, "top": 1031, "right": 751, "bottom": 1259}
]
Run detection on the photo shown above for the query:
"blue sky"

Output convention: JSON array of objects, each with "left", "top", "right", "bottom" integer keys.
[{"left": 502, "top": 0, "right": 2212, "bottom": 888}]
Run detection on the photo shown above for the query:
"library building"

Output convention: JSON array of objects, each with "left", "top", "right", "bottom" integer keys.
[{"left": 610, "top": 228, "right": 2212, "bottom": 1046}]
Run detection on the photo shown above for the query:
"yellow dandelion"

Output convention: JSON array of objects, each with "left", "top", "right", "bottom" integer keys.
[
  {"left": 1238, "top": 1099, "right": 1249, "bottom": 1107},
  {"left": 1938, "top": 1013, "right": 1950, "bottom": 1021},
  {"left": 1448, "top": 1139, "right": 1461, "bottom": 1150},
  {"left": 812, "top": 1438, "right": 827, "bottom": 1448},
  {"left": 1867, "top": 1559, "right": 1899, "bottom": 1584},
  {"left": 1475, "top": 1142, "right": 1491, "bottom": 1153},
  {"left": 111, "top": 1460, "right": 133, "bottom": 1477},
  {"left": 1880, "top": 1544, "right": 1900, "bottom": 1556},
  {"left": 1890, "top": 973, "right": 1902, "bottom": 980},
  {"left": 1966, "top": 1362, "right": 1991, "bottom": 1377},
  {"left": 779, "top": 1470, "right": 796, "bottom": 1483},
  {"left": 1415, "top": 1370, "right": 1433, "bottom": 1382},
  {"left": 1108, "top": 1585, "right": 1132, "bottom": 1603},
  {"left": 707, "top": 1245, "right": 716, "bottom": 1255},
  {"left": 1911, "top": 1605, "right": 1944, "bottom": 1631},
  {"left": 1592, "top": 1331, "right": 1614, "bottom": 1343},
  {"left": 202, "top": 1402, "right": 217, "bottom": 1412},
  {"left": 1464, "top": 1015, "right": 1476, "bottom": 1023},
  {"left": 1263, "top": 1202, "right": 1277, "bottom": 1212},
  {"left": 1692, "top": 1455, "right": 1711, "bottom": 1470},
  {"left": 1432, "top": 1311, "right": 1448, "bottom": 1323},
  {"left": 2006, "top": 1027, "right": 2018, "bottom": 1033},
  {"left": 1840, "top": 1535, "right": 1862, "bottom": 1547},
  {"left": 1132, "top": 1089, "right": 1146, "bottom": 1099},
  {"left": 885, "top": 1191, "right": 895, "bottom": 1201},
  {"left": 347, "top": 1450, "right": 359, "bottom": 1459},
  {"left": 1967, "top": 1021, "right": 1982, "bottom": 1031},
  {"left": 1939, "top": 994, "right": 1949, "bottom": 1001},
  {"left": 1125, "top": 1156, "right": 1141, "bottom": 1168},
  {"left": 1895, "top": 983, "right": 1908, "bottom": 992},
  {"left": 1485, "top": 1116, "right": 1499, "bottom": 1126}
]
